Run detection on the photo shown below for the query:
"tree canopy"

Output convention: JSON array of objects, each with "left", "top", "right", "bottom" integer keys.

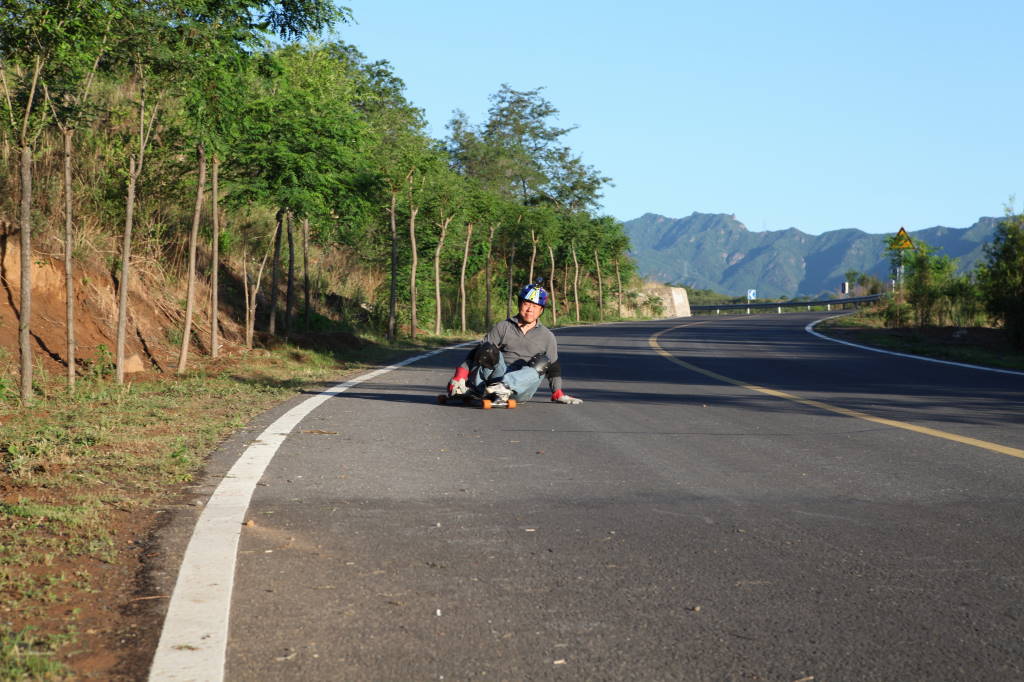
[{"left": 1, "top": 3, "right": 644, "bottom": 374}]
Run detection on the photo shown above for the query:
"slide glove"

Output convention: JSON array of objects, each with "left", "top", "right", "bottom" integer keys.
[
  {"left": 551, "top": 389, "right": 582, "bottom": 405},
  {"left": 448, "top": 367, "right": 470, "bottom": 397}
]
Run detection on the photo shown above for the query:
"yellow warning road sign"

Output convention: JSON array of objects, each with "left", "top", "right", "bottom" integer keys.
[{"left": 893, "top": 227, "right": 914, "bottom": 250}]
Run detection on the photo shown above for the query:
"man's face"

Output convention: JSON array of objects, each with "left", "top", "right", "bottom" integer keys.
[{"left": 518, "top": 300, "right": 543, "bottom": 324}]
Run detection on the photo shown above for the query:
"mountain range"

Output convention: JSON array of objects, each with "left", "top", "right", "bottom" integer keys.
[{"left": 623, "top": 212, "right": 1002, "bottom": 298}]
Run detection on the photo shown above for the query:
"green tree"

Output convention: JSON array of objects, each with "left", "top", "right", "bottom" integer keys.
[
  {"left": 903, "top": 241, "right": 956, "bottom": 327},
  {"left": 176, "top": 33, "right": 252, "bottom": 369},
  {"left": 420, "top": 159, "right": 467, "bottom": 335},
  {"left": 351, "top": 52, "right": 428, "bottom": 340},
  {"left": 1, "top": 0, "right": 121, "bottom": 399},
  {"left": 977, "top": 213, "right": 1024, "bottom": 348},
  {"left": 39, "top": 4, "right": 118, "bottom": 390},
  {"left": 449, "top": 84, "right": 610, "bottom": 211},
  {"left": 110, "top": 2, "right": 168, "bottom": 383},
  {"left": 546, "top": 146, "right": 611, "bottom": 213},
  {"left": 584, "top": 215, "right": 628, "bottom": 320},
  {"left": 479, "top": 84, "right": 574, "bottom": 204},
  {"left": 232, "top": 44, "right": 366, "bottom": 334}
]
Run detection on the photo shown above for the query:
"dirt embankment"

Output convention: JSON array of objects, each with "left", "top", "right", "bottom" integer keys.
[{"left": 1, "top": 224, "right": 242, "bottom": 380}]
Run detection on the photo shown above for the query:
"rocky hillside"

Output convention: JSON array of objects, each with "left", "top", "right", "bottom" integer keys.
[{"left": 624, "top": 212, "right": 1002, "bottom": 298}]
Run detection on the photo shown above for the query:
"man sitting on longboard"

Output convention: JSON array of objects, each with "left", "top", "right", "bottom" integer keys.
[{"left": 446, "top": 281, "right": 583, "bottom": 406}]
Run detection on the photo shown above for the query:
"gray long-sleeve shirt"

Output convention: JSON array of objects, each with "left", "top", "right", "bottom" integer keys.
[{"left": 462, "top": 317, "right": 563, "bottom": 394}]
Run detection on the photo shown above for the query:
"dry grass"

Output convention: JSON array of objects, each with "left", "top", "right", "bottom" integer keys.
[{"left": 819, "top": 310, "right": 1024, "bottom": 371}]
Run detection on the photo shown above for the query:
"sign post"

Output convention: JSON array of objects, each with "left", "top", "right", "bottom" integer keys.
[{"left": 891, "top": 227, "right": 915, "bottom": 296}]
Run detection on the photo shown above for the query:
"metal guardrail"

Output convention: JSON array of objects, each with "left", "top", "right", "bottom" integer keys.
[{"left": 690, "top": 294, "right": 883, "bottom": 315}]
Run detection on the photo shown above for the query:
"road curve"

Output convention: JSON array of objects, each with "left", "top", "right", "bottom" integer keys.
[{"left": 163, "top": 313, "right": 1024, "bottom": 681}]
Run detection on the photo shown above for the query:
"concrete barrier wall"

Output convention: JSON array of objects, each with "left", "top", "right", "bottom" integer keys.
[{"left": 640, "top": 284, "right": 691, "bottom": 318}]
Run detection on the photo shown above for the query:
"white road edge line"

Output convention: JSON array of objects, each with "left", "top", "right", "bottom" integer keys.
[
  {"left": 806, "top": 317, "right": 1024, "bottom": 377},
  {"left": 148, "top": 342, "right": 474, "bottom": 682}
]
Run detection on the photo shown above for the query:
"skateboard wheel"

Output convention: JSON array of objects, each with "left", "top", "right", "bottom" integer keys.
[
  {"left": 507, "top": 399, "right": 517, "bottom": 409},
  {"left": 482, "top": 399, "right": 493, "bottom": 409},
  {"left": 437, "top": 394, "right": 447, "bottom": 404}
]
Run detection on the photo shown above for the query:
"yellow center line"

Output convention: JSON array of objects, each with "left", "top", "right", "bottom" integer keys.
[{"left": 649, "top": 322, "right": 1024, "bottom": 460}]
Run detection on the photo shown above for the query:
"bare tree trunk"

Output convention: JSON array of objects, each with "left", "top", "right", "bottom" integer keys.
[
  {"left": 506, "top": 246, "right": 516, "bottom": 320},
  {"left": 244, "top": 228, "right": 275, "bottom": 349},
  {"left": 433, "top": 216, "right": 452, "bottom": 335},
  {"left": 572, "top": 241, "right": 580, "bottom": 323},
  {"left": 267, "top": 209, "right": 283, "bottom": 334},
  {"left": 594, "top": 248, "right": 604, "bottom": 321},
  {"left": 408, "top": 198, "right": 419, "bottom": 339},
  {"left": 548, "top": 244, "right": 557, "bottom": 327},
  {"left": 14, "top": 57, "right": 44, "bottom": 401},
  {"left": 285, "top": 212, "right": 295, "bottom": 337},
  {"left": 243, "top": 243, "right": 251, "bottom": 348},
  {"left": 529, "top": 229, "right": 538, "bottom": 282},
  {"left": 459, "top": 222, "right": 473, "bottom": 333},
  {"left": 484, "top": 224, "right": 496, "bottom": 329},
  {"left": 46, "top": 22, "right": 110, "bottom": 377},
  {"left": 302, "top": 217, "right": 310, "bottom": 331},
  {"left": 563, "top": 257, "right": 571, "bottom": 324},
  {"left": 387, "top": 189, "right": 398, "bottom": 342},
  {"left": 115, "top": 155, "right": 137, "bottom": 384},
  {"left": 210, "top": 155, "right": 220, "bottom": 358},
  {"left": 115, "top": 73, "right": 158, "bottom": 383},
  {"left": 615, "top": 259, "right": 623, "bottom": 318},
  {"left": 18, "top": 144, "right": 33, "bottom": 402},
  {"left": 177, "top": 142, "right": 207, "bottom": 374},
  {"left": 63, "top": 128, "right": 76, "bottom": 390}
]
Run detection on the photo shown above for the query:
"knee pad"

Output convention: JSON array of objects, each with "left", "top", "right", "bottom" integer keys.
[
  {"left": 471, "top": 341, "right": 501, "bottom": 369},
  {"left": 545, "top": 359, "right": 562, "bottom": 379},
  {"left": 527, "top": 353, "right": 551, "bottom": 375}
]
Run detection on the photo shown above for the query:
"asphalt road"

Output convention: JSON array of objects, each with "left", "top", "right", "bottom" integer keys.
[{"left": 222, "top": 313, "right": 1024, "bottom": 681}]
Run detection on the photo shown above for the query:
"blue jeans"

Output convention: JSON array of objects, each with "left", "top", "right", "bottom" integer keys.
[{"left": 471, "top": 354, "right": 543, "bottom": 401}]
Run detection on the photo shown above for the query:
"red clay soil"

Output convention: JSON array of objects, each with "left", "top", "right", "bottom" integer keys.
[{"left": 1, "top": 227, "right": 195, "bottom": 377}]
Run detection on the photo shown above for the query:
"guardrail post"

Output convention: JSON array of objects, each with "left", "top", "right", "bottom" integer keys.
[{"left": 777, "top": 306, "right": 782, "bottom": 314}]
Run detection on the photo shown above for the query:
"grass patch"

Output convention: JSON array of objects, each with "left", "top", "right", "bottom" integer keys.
[
  {"left": 818, "top": 311, "right": 1024, "bottom": 371},
  {"left": 0, "top": 624, "right": 74, "bottom": 680}
]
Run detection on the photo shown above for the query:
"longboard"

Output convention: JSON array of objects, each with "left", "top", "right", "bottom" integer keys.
[{"left": 436, "top": 392, "right": 517, "bottom": 409}]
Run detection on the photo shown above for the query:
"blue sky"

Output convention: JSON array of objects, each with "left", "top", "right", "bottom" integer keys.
[{"left": 342, "top": 1, "right": 1022, "bottom": 235}]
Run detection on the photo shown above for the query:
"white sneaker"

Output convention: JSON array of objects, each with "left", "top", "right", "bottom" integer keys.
[{"left": 486, "top": 381, "right": 513, "bottom": 402}]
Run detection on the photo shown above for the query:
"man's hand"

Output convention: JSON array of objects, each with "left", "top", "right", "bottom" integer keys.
[
  {"left": 551, "top": 389, "right": 582, "bottom": 405},
  {"left": 448, "top": 367, "right": 470, "bottom": 396}
]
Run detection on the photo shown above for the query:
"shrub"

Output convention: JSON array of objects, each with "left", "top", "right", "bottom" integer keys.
[
  {"left": 882, "top": 299, "right": 912, "bottom": 328},
  {"left": 944, "top": 274, "right": 984, "bottom": 328}
]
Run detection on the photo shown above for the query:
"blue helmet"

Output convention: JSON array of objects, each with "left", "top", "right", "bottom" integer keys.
[{"left": 518, "top": 281, "right": 549, "bottom": 308}]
